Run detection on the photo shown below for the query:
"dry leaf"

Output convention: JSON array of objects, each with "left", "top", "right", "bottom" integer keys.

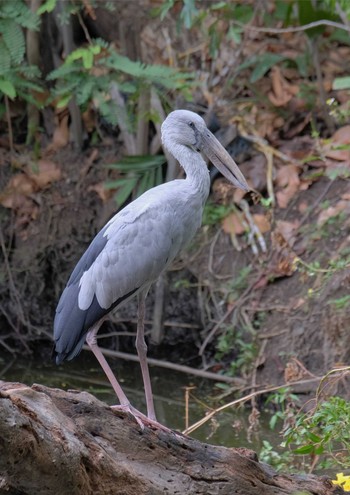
[
  {"left": 275, "top": 219, "right": 300, "bottom": 246},
  {"left": 275, "top": 164, "right": 300, "bottom": 208},
  {"left": 0, "top": 174, "right": 35, "bottom": 208},
  {"left": 49, "top": 113, "right": 69, "bottom": 151},
  {"left": 88, "top": 182, "right": 114, "bottom": 203},
  {"left": 221, "top": 211, "right": 245, "bottom": 235},
  {"left": 27, "top": 160, "right": 61, "bottom": 189},
  {"left": 253, "top": 213, "right": 270, "bottom": 233},
  {"left": 323, "top": 125, "right": 350, "bottom": 162},
  {"left": 268, "top": 66, "right": 299, "bottom": 107},
  {"left": 332, "top": 125, "right": 350, "bottom": 144}
]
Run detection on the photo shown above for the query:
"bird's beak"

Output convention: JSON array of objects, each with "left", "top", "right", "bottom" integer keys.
[{"left": 201, "top": 130, "right": 249, "bottom": 191}]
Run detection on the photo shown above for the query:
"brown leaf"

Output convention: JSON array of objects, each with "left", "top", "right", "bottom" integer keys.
[
  {"left": 0, "top": 174, "right": 35, "bottom": 208},
  {"left": 27, "top": 160, "right": 61, "bottom": 189},
  {"left": 221, "top": 211, "right": 245, "bottom": 235},
  {"left": 253, "top": 213, "right": 270, "bottom": 234},
  {"left": 332, "top": 125, "right": 350, "bottom": 144},
  {"left": 268, "top": 66, "right": 299, "bottom": 107},
  {"left": 275, "top": 219, "right": 300, "bottom": 246},
  {"left": 323, "top": 125, "right": 350, "bottom": 162},
  {"left": 275, "top": 164, "right": 300, "bottom": 208},
  {"left": 88, "top": 182, "right": 114, "bottom": 203},
  {"left": 48, "top": 113, "right": 69, "bottom": 151}
]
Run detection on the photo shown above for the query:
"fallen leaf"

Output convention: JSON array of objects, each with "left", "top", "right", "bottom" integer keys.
[
  {"left": 332, "top": 125, "right": 350, "bottom": 144},
  {"left": 0, "top": 174, "right": 35, "bottom": 208},
  {"left": 275, "top": 219, "right": 300, "bottom": 246},
  {"left": 275, "top": 164, "right": 300, "bottom": 208},
  {"left": 323, "top": 125, "right": 350, "bottom": 162},
  {"left": 268, "top": 66, "right": 299, "bottom": 107},
  {"left": 48, "top": 113, "right": 69, "bottom": 151},
  {"left": 88, "top": 182, "right": 114, "bottom": 203},
  {"left": 221, "top": 211, "right": 245, "bottom": 235},
  {"left": 253, "top": 213, "right": 271, "bottom": 233},
  {"left": 27, "top": 160, "right": 61, "bottom": 189}
]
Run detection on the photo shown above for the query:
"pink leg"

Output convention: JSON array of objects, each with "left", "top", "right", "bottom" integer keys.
[
  {"left": 136, "top": 290, "right": 157, "bottom": 421},
  {"left": 86, "top": 319, "right": 130, "bottom": 407}
]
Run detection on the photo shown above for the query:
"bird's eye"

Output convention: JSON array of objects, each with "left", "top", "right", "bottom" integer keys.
[{"left": 188, "top": 121, "right": 195, "bottom": 129}]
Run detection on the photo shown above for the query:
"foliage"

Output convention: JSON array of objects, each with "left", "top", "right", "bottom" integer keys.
[
  {"left": 0, "top": 0, "right": 42, "bottom": 102},
  {"left": 202, "top": 202, "right": 234, "bottom": 226},
  {"left": 105, "top": 155, "right": 167, "bottom": 207},
  {"left": 265, "top": 387, "right": 300, "bottom": 431},
  {"left": 47, "top": 39, "right": 194, "bottom": 126},
  {"left": 284, "top": 396, "right": 350, "bottom": 469}
]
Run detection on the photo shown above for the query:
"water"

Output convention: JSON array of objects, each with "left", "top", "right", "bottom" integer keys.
[{"left": 0, "top": 352, "right": 275, "bottom": 451}]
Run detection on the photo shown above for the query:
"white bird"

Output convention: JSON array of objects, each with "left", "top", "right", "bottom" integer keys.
[{"left": 53, "top": 109, "right": 249, "bottom": 427}]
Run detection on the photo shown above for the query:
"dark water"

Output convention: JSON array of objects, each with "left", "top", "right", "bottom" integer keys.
[{"left": 0, "top": 351, "right": 275, "bottom": 451}]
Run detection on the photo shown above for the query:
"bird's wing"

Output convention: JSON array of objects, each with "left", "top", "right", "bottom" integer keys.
[{"left": 77, "top": 201, "right": 180, "bottom": 310}]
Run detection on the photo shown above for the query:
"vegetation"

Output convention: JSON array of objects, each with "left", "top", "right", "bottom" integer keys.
[{"left": 0, "top": 0, "right": 350, "bottom": 478}]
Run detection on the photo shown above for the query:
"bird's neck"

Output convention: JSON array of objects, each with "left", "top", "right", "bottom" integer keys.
[{"left": 171, "top": 144, "right": 210, "bottom": 204}]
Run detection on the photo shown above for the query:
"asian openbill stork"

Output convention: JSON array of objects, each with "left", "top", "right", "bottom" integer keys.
[{"left": 53, "top": 109, "right": 249, "bottom": 427}]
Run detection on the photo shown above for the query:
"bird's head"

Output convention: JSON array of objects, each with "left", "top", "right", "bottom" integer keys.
[{"left": 161, "top": 109, "right": 249, "bottom": 191}]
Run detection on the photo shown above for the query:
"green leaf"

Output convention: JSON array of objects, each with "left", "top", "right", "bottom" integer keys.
[
  {"left": 306, "top": 432, "right": 322, "bottom": 443},
  {"left": 108, "top": 155, "right": 166, "bottom": 172},
  {"left": 82, "top": 50, "right": 93, "bottom": 69},
  {"left": 0, "top": 79, "right": 16, "bottom": 98},
  {"left": 56, "top": 93, "right": 72, "bottom": 108},
  {"left": 113, "top": 177, "right": 138, "bottom": 208},
  {"left": 0, "top": 39, "right": 11, "bottom": 74},
  {"left": 333, "top": 76, "right": 350, "bottom": 90},
  {"left": 1, "top": 18, "right": 25, "bottom": 65},
  {"left": 250, "top": 53, "right": 286, "bottom": 83},
  {"left": 293, "top": 444, "right": 314, "bottom": 455},
  {"left": 37, "top": 0, "right": 57, "bottom": 15}
]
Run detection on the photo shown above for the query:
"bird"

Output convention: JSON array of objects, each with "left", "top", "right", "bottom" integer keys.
[{"left": 53, "top": 109, "right": 249, "bottom": 427}]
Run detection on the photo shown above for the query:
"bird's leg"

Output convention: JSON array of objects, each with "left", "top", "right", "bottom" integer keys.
[
  {"left": 86, "top": 320, "right": 131, "bottom": 408},
  {"left": 136, "top": 290, "right": 157, "bottom": 421}
]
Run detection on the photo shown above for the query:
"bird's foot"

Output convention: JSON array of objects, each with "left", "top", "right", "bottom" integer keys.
[{"left": 110, "top": 404, "right": 177, "bottom": 434}]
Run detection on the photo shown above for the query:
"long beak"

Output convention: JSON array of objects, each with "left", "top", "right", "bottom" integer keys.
[{"left": 201, "top": 130, "right": 249, "bottom": 191}]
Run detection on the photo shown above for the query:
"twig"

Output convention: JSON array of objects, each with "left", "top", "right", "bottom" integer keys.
[
  {"left": 183, "top": 377, "right": 322, "bottom": 435},
  {"left": 83, "top": 345, "right": 245, "bottom": 386},
  {"left": 233, "top": 18, "right": 350, "bottom": 34},
  {"left": 4, "top": 96, "right": 13, "bottom": 154},
  {"left": 309, "top": 37, "right": 335, "bottom": 135},
  {"left": 199, "top": 275, "right": 261, "bottom": 356}
]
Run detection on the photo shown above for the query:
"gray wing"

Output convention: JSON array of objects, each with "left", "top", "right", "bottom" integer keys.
[{"left": 53, "top": 183, "right": 198, "bottom": 363}]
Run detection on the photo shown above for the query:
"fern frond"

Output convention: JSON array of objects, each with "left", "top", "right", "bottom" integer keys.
[
  {"left": 0, "top": 0, "right": 40, "bottom": 31},
  {"left": 0, "top": 18, "right": 25, "bottom": 65},
  {"left": 104, "top": 51, "right": 194, "bottom": 90},
  {"left": 0, "top": 39, "right": 11, "bottom": 75}
]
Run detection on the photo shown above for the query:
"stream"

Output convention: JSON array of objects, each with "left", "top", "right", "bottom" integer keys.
[{"left": 0, "top": 351, "right": 279, "bottom": 454}]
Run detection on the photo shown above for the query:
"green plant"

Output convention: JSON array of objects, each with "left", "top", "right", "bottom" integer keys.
[
  {"left": 202, "top": 202, "right": 234, "bottom": 226},
  {"left": 216, "top": 327, "right": 257, "bottom": 378},
  {"left": 265, "top": 387, "right": 300, "bottom": 430},
  {"left": 0, "top": 1, "right": 42, "bottom": 102},
  {"left": 284, "top": 396, "right": 350, "bottom": 470},
  {"left": 48, "top": 40, "right": 193, "bottom": 124},
  {"left": 259, "top": 440, "right": 294, "bottom": 471},
  {"left": 105, "top": 155, "right": 167, "bottom": 207}
]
